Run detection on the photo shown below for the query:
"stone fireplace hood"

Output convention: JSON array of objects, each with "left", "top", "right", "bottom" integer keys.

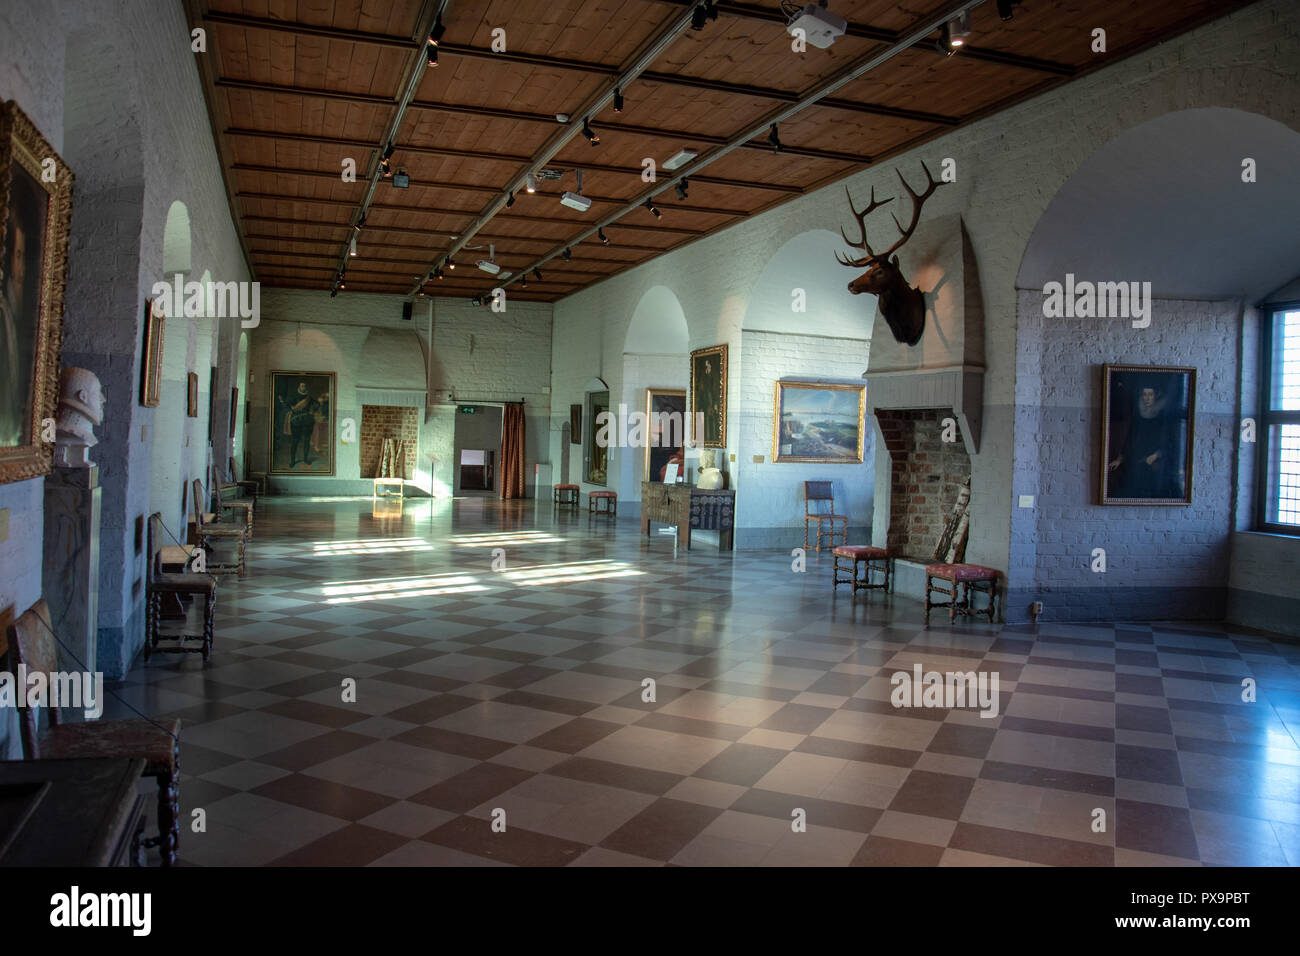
[{"left": 864, "top": 364, "right": 984, "bottom": 456}]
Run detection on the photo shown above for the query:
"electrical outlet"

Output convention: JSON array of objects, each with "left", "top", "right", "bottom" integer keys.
[
  {"left": 1018, "top": 494, "right": 1034, "bottom": 508},
  {"left": 729, "top": 454, "right": 736, "bottom": 462}
]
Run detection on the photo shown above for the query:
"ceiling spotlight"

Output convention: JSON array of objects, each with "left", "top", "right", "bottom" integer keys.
[
  {"left": 426, "top": 44, "right": 438, "bottom": 67},
  {"left": 613, "top": 88, "right": 624, "bottom": 112},
  {"left": 598, "top": 228, "right": 609, "bottom": 245},
  {"left": 768, "top": 123, "right": 783, "bottom": 152},
  {"left": 432, "top": 267, "right": 443, "bottom": 280},
  {"left": 521, "top": 273, "right": 528, "bottom": 288},
  {"left": 379, "top": 159, "right": 392, "bottom": 177},
  {"left": 582, "top": 117, "right": 599, "bottom": 146},
  {"left": 506, "top": 191, "right": 515, "bottom": 208},
  {"left": 330, "top": 287, "right": 338, "bottom": 298},
  {"left": 675, "top": 177, "right": 689, "bottom": 200},
  {"left": 644, "top": 198, "right": 661, "bottom": 219},
  {"left": 382, "top": 142, "right": 395, "bottom": 161},
  {"left": 525, "top": 173, "right": 537, "bottom": 193},
  {"left": 945, "top": 10, "right": 971, "bottom": 48},
  {"left": 429, "top": 15, "right": 446, "bottom": 45},
  {"left": 446, "top": 258, "right": 456, "bottom": 270},
  {"left": 354, "top": 214, "right": 366, "bottom": 231},
  {"left": 533, "top": 268, "right": 543, "bottom": 281},
  {"left": 562, "top": 247, "right": 571, "bottom": 261},
  {"left": 349, "top": 235, "right": 357, "bottom": 257},
  {"left": 691, "top": 2, "right": 718, "bottom": 30},
  {"left": 338, "top": 276, "right": 346, "bottom": 290}
]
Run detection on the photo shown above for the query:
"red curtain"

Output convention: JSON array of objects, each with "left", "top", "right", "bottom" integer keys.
[{"left": 500, "top": 403, "right": 526, "bottom": 499}]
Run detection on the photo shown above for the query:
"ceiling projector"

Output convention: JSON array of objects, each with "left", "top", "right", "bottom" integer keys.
[
  {"left": 786, "top": 3, "right": 846, "bottom": 49},
  {"left": 476, "top": 259, "right": 500, "bottom": 275},
  {"left": 560, "top": 191, "right": 592, "bottom": 212}
]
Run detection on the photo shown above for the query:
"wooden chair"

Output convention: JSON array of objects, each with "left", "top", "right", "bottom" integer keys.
[
  {"left": 191, "top": 479, "right": 247, "bottom": 576},
  {"left": 803, "top": 481, "right": 847, "bottom": 551},
  {"left": 7, "top": 600, "right": 182, "bottom": 866},
  {"left": 219, "top": 456, "right": 260, "bottom": 505},
  {"left": 211, "top": 478, "right": 254, "bottom": 538},
  {"left": 147, "top": 513, "right": 217, "bottom": 661}
]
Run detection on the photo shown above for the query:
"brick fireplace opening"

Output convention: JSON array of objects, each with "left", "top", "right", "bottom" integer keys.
[
  {"left": 360, "top": 405, "right": 418, "bottom": 479},
  {"left": 875, "top": 408, "right": 971, "bottom": 560}
]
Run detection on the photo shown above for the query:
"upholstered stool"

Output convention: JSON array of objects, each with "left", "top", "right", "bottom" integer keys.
[
  {"left": 832, "top": 545, "right": 891, "bottom": 594},
  {"left": 924, "top": 563, "right": 999, "bottom": 624},
  {"left": 589, "top": 490, "right": 617, "bottom": 516},
  {"left": 553, "top": 483, "right": 580, "bottom": 508}
]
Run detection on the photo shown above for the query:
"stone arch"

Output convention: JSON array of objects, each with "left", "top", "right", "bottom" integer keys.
[
  {"left": 624, "top": 285, "right": 689, "bottom": 354},
  {"left": 621, "top": 287, "right": 689, "bottom": 501}
]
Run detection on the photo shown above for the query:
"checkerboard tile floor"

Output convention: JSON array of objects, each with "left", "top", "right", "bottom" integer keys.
[{"left": 108, "top": 496, "right": 1300, "bottom": 866}]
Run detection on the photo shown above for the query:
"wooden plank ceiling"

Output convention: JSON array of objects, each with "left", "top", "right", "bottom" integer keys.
[{"left": 188, "top": 0, "right": 1250, "bottom": 304}]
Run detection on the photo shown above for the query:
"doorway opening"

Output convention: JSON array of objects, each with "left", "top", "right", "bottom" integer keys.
[{"left": 453, "top": 405, "right": 503, "bottom": 495}]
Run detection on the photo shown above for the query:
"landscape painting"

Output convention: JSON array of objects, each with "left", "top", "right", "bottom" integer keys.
[{"left": 773, "top": 382, "right": 865, "bottom": 463}]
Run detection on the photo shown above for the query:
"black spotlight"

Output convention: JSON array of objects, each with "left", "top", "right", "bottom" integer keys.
[
  {"left": 613, "top": 88, "right": 624, "bottom": 112},
  {"left": 644, "top": 198, "right": 661, "bottom": 219},
  {"left": 426, "top": 44, "right": 438, "bottom": 67},
  {"left": 583, "top": 117, "right": 599, "bottom": 146},
  {"left": 562, "top": 248, "right": 572, "bottom": 261},
  {"left": 521, "top": 273, "right": 528, "bottom": 288},
  {"left": 430, "top": 15, "right": 446, "bottom": 44},
  {"left": 446, "top": 257, "right": 456, "bottom": 270},
  {"left": 691, "top": 3, "right": 707, "bottom": 30},
  {"left": 996, "top": 0, "right": 1015, "bottom": 21},
  {"left": 506, "top": 191, "right": 515, "bottom": 207},
  {"left": 533, "top": 268, "right": 543, "bottom": 281},
  {"left": 382, "top": 142, "right": 395, "bottom": 160},
  {"left": 330, "top": 287, "right": 339, "bottom": 298},
  {"left": 675, "top": 177, "right": 689, "bottom": 200},
  {"left": 768, "top": 124, "right": 783, "bottom": 152},
  {"left": 598, "top": 228, "right": 609, "bottom": 245}
]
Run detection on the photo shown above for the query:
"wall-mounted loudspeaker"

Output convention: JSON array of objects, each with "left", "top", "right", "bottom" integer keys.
[{"left": 402, "top": 301, "right": 413, "bottom": 322}]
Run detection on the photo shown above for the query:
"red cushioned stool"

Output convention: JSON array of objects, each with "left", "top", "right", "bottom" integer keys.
[
  {"left": 832, "top": 545, "right": 891, "bottom": 595},
  {"left": 588, "top": 490, "right": 617, "bottom": 516},
  {"left": 924, "top": 563, "right": 999, "bottom": 625},
  {"left": 553, "top": 484, "right": 579, "bottom": 508}
]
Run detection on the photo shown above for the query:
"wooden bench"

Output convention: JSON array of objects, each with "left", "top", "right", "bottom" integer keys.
[
  {"left": 588, "top": 490, "right": 617, "bottom": 516},
  {"left": 553, "top": 483, "right": 579, "bottom": 508},
  {"left": 832, "top": 545, "right": 891, "bottom": 595},
  {"left": 924, "top": 563, "right": 999, "bottom": 624}
]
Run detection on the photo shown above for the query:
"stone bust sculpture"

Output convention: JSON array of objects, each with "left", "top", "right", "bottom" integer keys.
[
  {"left": 696, "top": 448, "right": 724, "bottom": 490},
  {"left": 54, "top": 367, "right": 106, "bottom": 468}
]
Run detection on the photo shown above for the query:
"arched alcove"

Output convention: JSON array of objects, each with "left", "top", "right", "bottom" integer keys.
[
  {"left": 1017, "top": 108, "right": 1300, "bottom": 298},
  {"left": 1010, "top": 107, "right": 1300, "bottom": 623},
  {"left": 744, "top": 229, "right": 869, "bottom": 338},
  {"left": 621, "top": 287, "right": 690, "bottom": 502},
  {"left": 162, "top": 200, "right": 192, "bottom": 277},
  {"left": 624, "top": 285, "right": 689, "bottom": 354}
]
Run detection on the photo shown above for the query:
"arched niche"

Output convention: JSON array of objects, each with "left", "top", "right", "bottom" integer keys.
[
  {"left": 745, "top": 229, "right": 868, "bottom": 338},
  {"left": 162, "top": 200, "right": 192, "bottom": 277},
  {"left": 1017, "top": 108, "right": 1300, "bottom": 299},
  {"left": 624, "top": 286, "right": 689, "bottom": 354}
]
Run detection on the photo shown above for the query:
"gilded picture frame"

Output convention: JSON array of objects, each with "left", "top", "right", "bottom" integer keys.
[
  {"left": 644, "top": 387, "right": 686, "bottom": 481},
  {"left": 1099, "top": 364, "right": 1196, "bottom": 505},
  {"left": 772, "top": 381, "right": 866, "bottom": 464},
  {"left": 0, "top": 100, "right": 74, "bottom": 485},
  {"left": 268, "top": 370, "right": 336, "bottom": 476},
  {"left": 690, "top": 344, "right": 727, "bottom": 449},
  {"left": 140, "top": 297, "right": 164, "bottom": 407}
]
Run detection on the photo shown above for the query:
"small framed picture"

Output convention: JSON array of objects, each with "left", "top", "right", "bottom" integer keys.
[
  {"left": 186, "top": 372, "right": 199, "bottom": 418},
  {"left": 1100, "top": 364, "right": 1196, "bottom": 505},
  {"left": 663, "top": 462, "right": 679, "bottom": 483}
]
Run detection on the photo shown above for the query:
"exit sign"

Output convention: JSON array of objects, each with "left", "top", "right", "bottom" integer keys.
[{"left": 458, "top": 405, "right": 476, "bottom": 414}]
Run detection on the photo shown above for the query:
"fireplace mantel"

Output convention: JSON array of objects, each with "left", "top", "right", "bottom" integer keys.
[{"left": 863, "top": 363, "right": 984, "bottom": 456}]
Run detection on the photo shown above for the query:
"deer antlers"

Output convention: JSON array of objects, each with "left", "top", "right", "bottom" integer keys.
[{"left": 836, "top": 161, "right": 944, "bottom": 267}]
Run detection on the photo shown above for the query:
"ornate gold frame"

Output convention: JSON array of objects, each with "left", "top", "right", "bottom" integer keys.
[
  {"left": 0, "top": 101, "right": 74, "bottom": 484},
  {"left": 141, "top": 297, "right": 164, "bottom": 407},
  {"left": 643, "top": 386, "right": 686, "bottom": 481},
  {"left": 772, "top": 381, "right": 866, "bottom": 464},
  {"left": 267, "top": 370, "right": 337, "bottom": 476},
  {"left": 690, "top": 344, "right": 728, "bottom": 449}
]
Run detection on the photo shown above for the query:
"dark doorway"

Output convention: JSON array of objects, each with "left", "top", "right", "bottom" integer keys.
[{"left": 452, "top": 405, "right": 503, "bottom": 495}]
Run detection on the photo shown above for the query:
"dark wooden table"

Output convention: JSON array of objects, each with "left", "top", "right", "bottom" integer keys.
[
  {"left": 0, "top": 758, "right": 147, "bottom": 867},
  {"left": 641, "top": 481, "right": 736, "bottom": 550}
]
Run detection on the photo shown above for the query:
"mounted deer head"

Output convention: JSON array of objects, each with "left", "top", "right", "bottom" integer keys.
[{"left": 836, "top": 161, "right": 945, "bottom": 347}]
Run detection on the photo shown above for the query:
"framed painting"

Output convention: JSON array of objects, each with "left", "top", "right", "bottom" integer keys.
[
  {"left": 1100, "top": 364, "right": 1196, "bottom": 505},
  {"left": 569, "top": 403, "right": 582, "bottom": 444},
  {"left": 186, "top": 372, "right": 198, "bottom": 418},
  {"left": 772, "top": 382, "right": 866, "bottom": 463},
  {"left": 690, "top": 344, "right": 727, "bottom": 448},
  {"left": 0, "top": 100, "right": 74, "bottom": 484},
  {"left": 644, "top": 387, "right": 686, "bottom": 481},
  {"left": 140, "top": 297, "right": 164, "bottom": 407},
  {"left": 229, "top": 387, "right": 239, "bottom": 438},
  {"left": 268, "top": 370, "right": 335, "bottom": 475}
]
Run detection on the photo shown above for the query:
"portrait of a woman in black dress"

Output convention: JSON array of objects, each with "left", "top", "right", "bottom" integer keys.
[{"left": 1102, "top": 365, "right": 1195, "bottom": 504}]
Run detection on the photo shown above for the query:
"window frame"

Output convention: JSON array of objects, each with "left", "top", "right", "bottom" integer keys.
[{"left": 1256, "top": 300, "right": 1300, "bottom": 535}]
